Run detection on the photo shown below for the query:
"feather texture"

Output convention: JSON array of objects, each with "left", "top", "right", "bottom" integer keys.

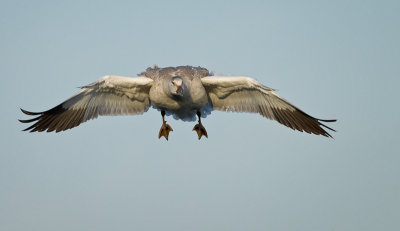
[
  {"left": 201, "top": 76, "right": 336, "bottom": 137},
  {"left": 19, "top": 76, "right": 153, "bottom": 132}
]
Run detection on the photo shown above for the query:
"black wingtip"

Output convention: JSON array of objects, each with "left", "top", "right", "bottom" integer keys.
[
  {"left": 19, "top": 108, "right": 43, "bottom": 132},
  {"left": 318, "top": 119, "right": 337, "bottom": 123},
  {"left": 19, "top": 117, "right": 40, "bottom": 123},
  {"left": 22, "top": 124, "right": 35, "bottom": 132},
  {"left": 20, "top": 108, "right": 42, "bottom": 115},
  {"left": 318, "top": 120, "right": 337, "bottom": 139},
  {"left": 320, "top": 123, "right": 336, "bottom": 132}
]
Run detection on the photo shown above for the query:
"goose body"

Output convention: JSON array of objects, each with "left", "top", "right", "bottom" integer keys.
[{"left": 146, "top": 66, "right": 209, "bottom": 120}]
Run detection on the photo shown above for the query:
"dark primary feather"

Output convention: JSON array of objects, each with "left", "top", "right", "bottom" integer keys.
[
  {"left": 19, "top": 105, "right": 86, "bottom": 132},
  {"left": 19, "top": 75, "right": 153, "bottom": 132},
  {"left": 211, "top": 91, "right": 336, "bottom": 138},
  {"left": 201, "top": 76, "right": 336, "bottom": 138}
]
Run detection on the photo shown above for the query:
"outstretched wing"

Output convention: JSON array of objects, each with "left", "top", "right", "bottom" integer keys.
[
  {"left": 19, "top": 75, "right": 154, "bottom": 132},
  {"left": 201, "top": 76, "right": 336, "bottom": 137}
]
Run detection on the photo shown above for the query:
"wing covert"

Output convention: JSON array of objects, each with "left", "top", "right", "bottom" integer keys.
[
  {"left": 19, "top": 75, "right": 153, "bottom": 132},
  {"left": 201, "top": 76, "right": 336, "bottom": 137}
]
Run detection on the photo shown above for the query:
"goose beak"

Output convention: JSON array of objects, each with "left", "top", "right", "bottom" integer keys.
[{"left": 176, "top": 86, "right": 183, "bottom": 96}]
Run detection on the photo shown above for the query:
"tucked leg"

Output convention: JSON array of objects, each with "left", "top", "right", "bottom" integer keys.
[
  {"left": 193, "top": 111, "right": 208, "bottom": 140},
  {"left": 158, "top": 110, "right": 173, "bottom": 140}
]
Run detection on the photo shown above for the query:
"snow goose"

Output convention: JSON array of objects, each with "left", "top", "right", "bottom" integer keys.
[{"left": 19, "top": 65, "right": 336, "bottom": 140}]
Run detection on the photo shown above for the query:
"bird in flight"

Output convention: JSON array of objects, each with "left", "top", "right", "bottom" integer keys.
[{"left": 19, "top": 65, "right": 336, "bottom": 140}]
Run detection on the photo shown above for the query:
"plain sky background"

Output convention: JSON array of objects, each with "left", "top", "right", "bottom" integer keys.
[{"left": 1, "top": 0, "right": 399, "bottom": 230}]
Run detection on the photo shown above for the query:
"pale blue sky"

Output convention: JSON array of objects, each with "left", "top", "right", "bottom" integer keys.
[{"left": 1, "top": 0, "right": 399, "bottom": 230}]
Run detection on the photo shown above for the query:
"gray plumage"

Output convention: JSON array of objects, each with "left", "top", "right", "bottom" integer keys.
[{"left": 19, "top": 65, "right": 336, "bottom": 138}]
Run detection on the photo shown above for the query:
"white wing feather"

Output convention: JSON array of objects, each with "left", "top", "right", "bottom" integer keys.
[
  {"left": 20, "top": 75, "right": 153, "bottom": 132},
  {"left": 201, "top": 76, "right": 335, "bottom": 137}
]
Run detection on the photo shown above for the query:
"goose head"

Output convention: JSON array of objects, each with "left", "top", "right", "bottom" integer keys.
[{"left": 169, "top": 76, "right": 184, "bottom": 97}]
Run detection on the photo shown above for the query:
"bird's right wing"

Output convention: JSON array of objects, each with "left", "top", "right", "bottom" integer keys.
[{"left": 19, "top": 75, "right": 154, "bottom": 132}]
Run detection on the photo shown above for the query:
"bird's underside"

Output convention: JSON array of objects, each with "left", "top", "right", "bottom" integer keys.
[{"left": 19, "top": 65, "right": 336, "bottom": 140}]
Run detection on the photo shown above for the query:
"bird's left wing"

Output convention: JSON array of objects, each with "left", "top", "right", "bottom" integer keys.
[
  {"left": 19, "top": 75, "right": 154, "bottom": 132},
  {"left": 201, "top": 76, "right": 336, "bottom": 137}
]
